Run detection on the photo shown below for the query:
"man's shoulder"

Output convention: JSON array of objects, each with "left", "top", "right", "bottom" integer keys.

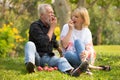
[
  {"left": 31, "top": 20, "right": 41, "bottom": 25},
  {"left": 30, "top": 20, "right": 43, "bottom": 28}
]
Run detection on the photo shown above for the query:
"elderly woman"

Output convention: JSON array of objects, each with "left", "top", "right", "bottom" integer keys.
[{"left": 60, "top": 7, "right": 110, "bottom": 74}]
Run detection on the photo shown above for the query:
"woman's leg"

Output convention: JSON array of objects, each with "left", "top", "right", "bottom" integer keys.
[
  {"left": 64, "top": 51, "right": 81, "bottom": 68},
  {"left": 74, "top": 40, "right": 110, "bottom": 71},
  {"left": 74, "top": 40, "right": 85, "bottom": 55},
  {"left": 89, "top": 64, "right": 103, "bottom": 70},
  {"left": 74, "top": 40, "right": 88, "bottom": 62}
]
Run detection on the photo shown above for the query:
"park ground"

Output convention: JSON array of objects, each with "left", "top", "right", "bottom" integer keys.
[{"left": 0, "top": 45, "right": 120, "bottom": 80}]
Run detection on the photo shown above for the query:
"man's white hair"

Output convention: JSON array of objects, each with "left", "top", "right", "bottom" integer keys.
[{"left": 38, "top": 4, "right": 52, "bottom": 18}]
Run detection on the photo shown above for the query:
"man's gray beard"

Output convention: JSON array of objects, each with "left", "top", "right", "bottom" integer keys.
[{"left": 46, "top": 18, "right": 50, "bottom": 25}]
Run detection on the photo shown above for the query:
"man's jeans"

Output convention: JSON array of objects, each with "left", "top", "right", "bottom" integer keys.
[
  {"left": 25, "top": 41, "right": 73, "bottom": 72},
  {"left": 64, "top": 40, "right": 85, "bottom": 68}
]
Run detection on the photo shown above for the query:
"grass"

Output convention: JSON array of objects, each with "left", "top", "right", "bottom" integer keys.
[{"left": 0, "top": 45, "right": 120, "bottom": 80}]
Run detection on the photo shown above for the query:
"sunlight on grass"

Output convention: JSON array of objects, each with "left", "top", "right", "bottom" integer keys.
[
  {"left": 94, "top": 45, "right": 120, "bottom": 55},
  {"left": 0, "top": 45, "right": 120, "bottom": 80}
]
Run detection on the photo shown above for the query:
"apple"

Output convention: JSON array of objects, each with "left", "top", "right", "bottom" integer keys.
[
  {"left": 54, "top": 67, "right": 58, "bottom": 70},
  {"left": 37, "top": 66, "right": 43, "bottom": 71},
  {"left": 43, "top": 66, "right": 49, "bottom": 71},
  {"left": 48, "top": 67, "right": 54, "bottom": 72}
]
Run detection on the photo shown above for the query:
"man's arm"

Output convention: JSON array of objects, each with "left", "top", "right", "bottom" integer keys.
[
  {"left": 47, "top": 16, "right": 57, "bottom": 41},
  {"left": 56, "top": 47, "right": 63, "bottom": 57},
  {"left": 53, "top": 35, "right": 63, "bottom": 57}
]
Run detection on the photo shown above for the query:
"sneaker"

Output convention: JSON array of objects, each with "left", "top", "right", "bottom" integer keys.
[
  {"left": 26, "top": 62, "right": 35, "bottom": 73},
  {"left": 86, "top": 69, "right": 93, "bottom": 76},
  {"left": 99, "top": 65, "right": 111, "bottom": 71},
  {"left": 70, "top": 61, "right": 89, "bottom": 77}
]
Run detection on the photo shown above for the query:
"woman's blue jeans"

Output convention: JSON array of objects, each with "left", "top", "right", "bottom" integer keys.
[{"left": 64, "top": 40, "right": 85, "bottom": 68}]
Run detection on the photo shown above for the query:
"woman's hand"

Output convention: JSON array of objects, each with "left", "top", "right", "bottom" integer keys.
[
  {"left": 80, "top": 50, "right": 88, "bottom": 62},
  {"left": 68, "top": 20, "right": 74, "bottom": 30}
]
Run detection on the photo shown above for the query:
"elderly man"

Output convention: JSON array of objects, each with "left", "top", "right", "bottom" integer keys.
[{"left": 24, "top": 4, "right": 88, "bottom": 77}]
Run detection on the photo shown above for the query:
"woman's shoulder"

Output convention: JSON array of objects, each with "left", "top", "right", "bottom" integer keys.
[
  {"left": 82, "top": 27, "right": 91, "bottom": 34},
  {"left": 83, "top": 27, "right": 91, "bottom": 32},
  {"left": 62, "top": 24, "right": 69, "bottom": 30},
  {"left": 63, "top": 24, "right": 69, "bottom": 28}
]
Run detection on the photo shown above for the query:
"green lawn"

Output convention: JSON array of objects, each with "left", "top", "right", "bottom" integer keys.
[{"left": 0, "top": 45, "right": 120, "bottom": 80}]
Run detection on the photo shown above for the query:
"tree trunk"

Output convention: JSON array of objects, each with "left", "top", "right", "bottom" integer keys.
[
  {"left": 52, "top": 0, "right": 71, "bottom": 30},
  {"left": 0, "top": 0, "right": 6, "bottom": 26},
  {"left": 77, "top": 0, "right": 86, "bottom": 8},
  {"left": 97, "top": 26, "right": 102, "bottom": 45}
]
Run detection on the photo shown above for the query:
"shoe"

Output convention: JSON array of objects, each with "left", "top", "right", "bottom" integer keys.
[
  {"left": 26, "top": 62, "right": 35, "bottom": 73},
  {"left": 86, "top": 69, "right": 93, "bottom": 76},
  {"left": 99, "top": 65, "right": 111, "bottom": 71},
  {"left": 70, "top": 61, "right": 89, "bottom": 77}
]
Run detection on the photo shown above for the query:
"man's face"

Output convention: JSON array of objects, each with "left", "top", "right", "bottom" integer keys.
[{"left": 42, "top": 6, "right": 54, "bottom": 25}]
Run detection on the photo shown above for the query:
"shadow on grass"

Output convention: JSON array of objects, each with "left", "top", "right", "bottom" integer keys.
[{"left": 0, "top": 57, "right": 27, "bottom": 75}]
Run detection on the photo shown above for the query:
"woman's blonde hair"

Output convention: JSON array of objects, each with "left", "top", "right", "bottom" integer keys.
[{"left": 72, "top": 7, "right": 90, "bottom": 27}]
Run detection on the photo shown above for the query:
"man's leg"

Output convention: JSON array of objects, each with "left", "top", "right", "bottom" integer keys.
[
  {"left": 49, "top": 56, "right": 89, "bottom": 77},
  {"left": 24, "top": 41, "right": 41, "bottom": 73},
  {"left": 41, "top": 54, "right": 74, "bottom": 72},
  {"left": 41, "top": 54, "right": 88, "bottom": 77}
]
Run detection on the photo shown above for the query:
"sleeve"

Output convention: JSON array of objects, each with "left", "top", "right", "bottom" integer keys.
[
  {"left": 84, "top": 28, "right": 96, "bottom": 65},
  {"left": 60, "top": 24, "right": 69, "bottom": 40},
  {"left": 84, "top": 28, "right": 92, "bottom": 45},
  {"left": 29, "top": 23, "right": 49, "bottom": 47},
  {"left": 53, "top": 34, "right": 59, "bottom": 49}
]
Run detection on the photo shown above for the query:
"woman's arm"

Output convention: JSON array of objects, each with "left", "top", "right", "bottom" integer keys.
[
  {"left": 61, "top": 29, "right": 72, "bottom": 48},
  {"left": 61, "top": 20, "right": 74, "bottom": 49},
  {"left": 85, "top": 41, "right": 96, "bottom": 65}
]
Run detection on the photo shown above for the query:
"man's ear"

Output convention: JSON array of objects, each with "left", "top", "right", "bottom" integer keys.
[{"left": 40, "top": 14, "right": 44, "bottom": 19}]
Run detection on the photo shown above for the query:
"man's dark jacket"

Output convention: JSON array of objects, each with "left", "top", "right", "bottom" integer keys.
[{"left": 29, "top": 19, "right": 59, "bottom": 57}]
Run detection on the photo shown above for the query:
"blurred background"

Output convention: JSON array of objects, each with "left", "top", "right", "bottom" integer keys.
[{"left": 0, "top": 0, "right": 120, "bottom": 58}]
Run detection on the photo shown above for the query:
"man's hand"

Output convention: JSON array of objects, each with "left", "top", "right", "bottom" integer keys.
[
  {"left": 50, "top": 16, "right": 57, "bottom": 29},
  {"left": 47, "top": 16, "right": 57, "bottom": 41},
  {"left": 57, "top": 47, "right": 63, "bottom": 57}
]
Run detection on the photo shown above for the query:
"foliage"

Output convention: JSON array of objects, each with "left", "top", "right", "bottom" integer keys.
[
  {"left": 69, "top": 0, "right": 78, "bottom": 4},
  {"left": 86, "top": 0, "right": 120, "bottom": 45},
  {"left": 70, "top": 0, "right": 120, "bottom": 45},
  {"left": 54, "top": 26, "right": 60, "bottom": 41},
  {"left": 0, "top": 23, "right": 25, "bottom": 57},
  {"left": 88, "top": 0, "right": 120, "bottom": 45},
  {"left": 0, "top": 45, "right": 120, "bottom": 80},
  {"left": 0, "top": 0, "right": 55, "bottom": 57},
  {"left": 0, "top": 0, "right": 120, "bottom": 58}
]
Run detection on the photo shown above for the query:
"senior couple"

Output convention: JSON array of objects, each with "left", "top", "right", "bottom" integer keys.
[{"left": 24, "top": 4, "right": 110, "bottom": 77}]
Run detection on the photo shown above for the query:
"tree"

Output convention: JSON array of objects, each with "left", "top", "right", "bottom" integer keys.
[
  {"left": 77, "top": 0, "right": 86, "bottom": 7},
  {"left": 52, "top": 0, "right": 71, "bottom": 30}
]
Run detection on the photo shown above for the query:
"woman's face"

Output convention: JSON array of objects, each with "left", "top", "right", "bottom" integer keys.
[{"left": 71, "top": 13, "right": 84, "bottom": 27}]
